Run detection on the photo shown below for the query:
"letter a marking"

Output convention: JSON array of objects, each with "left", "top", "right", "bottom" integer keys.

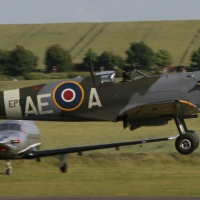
[{"left": 88, "top": 88, "right": 102, "bottom": 108}]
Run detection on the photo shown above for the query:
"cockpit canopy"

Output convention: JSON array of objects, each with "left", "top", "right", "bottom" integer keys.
[
  {"left": 94, "top": 69, "right": 147, "bottom": 85},
  {"left": 95, "top": 71, "right": 116, "bottom": 84},
  {"left": 0, "top": 120, "right": 39, "bottom": 134},
  {"left": 0, "top": 123, "right": 21, "bottom": 132},
  {"left": 132, "top": 70, "right": 147, "bottom": 81}
]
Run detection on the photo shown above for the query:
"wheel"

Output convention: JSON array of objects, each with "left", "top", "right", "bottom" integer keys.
[
  {"left": 175, "top": 133, "right": 196, "bottom": 155},
  {"left": 60, "top": 163, "right": 67, "bottom": 173},
  {"left": 36, "top": 157, "right": 41, "bottom": 162},
  {"left": 187, "top": 130, "right": 200, "bottom": 149}
]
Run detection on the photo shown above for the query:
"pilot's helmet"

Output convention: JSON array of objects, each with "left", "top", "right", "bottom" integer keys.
[{"left": 122, "top": 70, "right": 131, "bottom": 80}]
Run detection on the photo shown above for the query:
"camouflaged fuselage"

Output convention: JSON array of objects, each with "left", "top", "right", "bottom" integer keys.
[{"left": 0, "top": 71, "right": 200, "bottom": 123}]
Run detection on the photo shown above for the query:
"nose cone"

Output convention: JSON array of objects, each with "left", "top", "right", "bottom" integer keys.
[
  {"left": 0, "top": 141, "right": 10, "bottom": 157},
  {"left": 0, "top": 131, "right": 23, "bottom": 158},
  {"left": 0, "top": 136, "right": 9, "bottom": 145},
  {"left": 0, "top": 145, "right": 9, "bottom": 153},
  {"left": 0, "top": 136, "right": 19, "bottom": 158}
]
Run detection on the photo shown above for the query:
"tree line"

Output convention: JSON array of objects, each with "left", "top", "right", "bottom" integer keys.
[{"left": 0, "top": 42, "right": 200, "bottom": 77}]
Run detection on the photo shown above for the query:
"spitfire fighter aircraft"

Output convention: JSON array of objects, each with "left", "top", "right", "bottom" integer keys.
[{"left": 0, "top": 69, "right": 200, "bottom": 174}]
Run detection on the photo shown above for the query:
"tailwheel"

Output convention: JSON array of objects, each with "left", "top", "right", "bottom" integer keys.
[{"left": 175, "top": 133, "right": 196, "bottom": 155}]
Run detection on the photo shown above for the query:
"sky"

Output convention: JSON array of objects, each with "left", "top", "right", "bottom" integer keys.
[{"left": 0, "top": 0, "right": 200, "bottom": 24}]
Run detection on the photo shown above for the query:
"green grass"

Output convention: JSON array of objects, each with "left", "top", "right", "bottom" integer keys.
[
  {"left": 1, "top": 153, "right": 200, "bottom": 197},
  {"left": 1, "top": 80, "right": 200, "bottom": 196},
  {"left": 0, "top": 20, "right": 200, "bottom": 69}
]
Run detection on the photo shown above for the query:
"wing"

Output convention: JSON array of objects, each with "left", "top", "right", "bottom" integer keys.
[
  {"left": 23, "top": 136, "right": 177, "bottom": 159},
  {"left": 119, "top": 100, "right": 200, "bottom": 119}
]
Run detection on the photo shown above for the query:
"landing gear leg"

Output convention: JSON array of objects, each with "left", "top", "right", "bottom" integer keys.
[
  {"left": 6, "top": 160, "right": 12, "bottom": 175},
  {"left": 59, "top": 154, "right": 67, "bottom": 173},
  {"left": 174, "top": 117, "right": 187, "bottom": 135},
  {"left": 174, "top": 117, "right": 199, "bottom": 154}
]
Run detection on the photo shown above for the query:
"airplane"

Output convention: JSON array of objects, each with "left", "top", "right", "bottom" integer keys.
[
  {"left": 0, "top": 119, "right": 177, "bottom": 175},
  {"left": 0, "top": 68, "right": 199, "bottom": 172}
]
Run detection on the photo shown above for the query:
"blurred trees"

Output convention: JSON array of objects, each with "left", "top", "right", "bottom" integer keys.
[
  {"left": 125, "top": 42, "right": 154, "bottom": 70},
  {"left": 154, "top": 49, "right": 172, "bottom": 68},
  {"left": 190, "top": 47, "right": 200, "bottom": 70},
  {"left": 44, "top": 44, "right": 72, "bottom": 72},
  {"left": 0, "top": 45, "right": 38, "bottom": 76},
  {"left": 82, "top": 49, "right": 98, "bottom": 71},
  {"left": 97, "top": 51, "right": 125, "bottom": 70},
  {"left": 2, "top": 40, "right": 197, "bottom": 79},
  {"left": 82, "top": 50, "right": 125, "bottom": 71},
  {"left": 0, "top": 50, "right": 10, "bottom": 72}
]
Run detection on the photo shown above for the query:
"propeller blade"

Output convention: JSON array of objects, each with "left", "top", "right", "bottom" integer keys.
[{"left": 90, "top": 54, "right": 95, "bottom": 87}]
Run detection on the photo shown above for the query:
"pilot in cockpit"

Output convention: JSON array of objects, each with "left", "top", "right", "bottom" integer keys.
[{"left": 121, "top": 70, "right": 131, "bottom": 82}]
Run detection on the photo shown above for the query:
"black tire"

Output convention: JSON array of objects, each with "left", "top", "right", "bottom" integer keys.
[
  {"left": 175, "top": 133, "right": 196, "bottom": 155},
  {"left": 187, "top": 130, "right": 200, "bottom": 149},
  {"left": 6, "top": 168, "right": 11, "bottom": 175},
  {"left": 60, "top": 163, "right": 67, "bottom": 173},
  {"left": 36, "top": 158, "right": 41, "bottom": 162}
]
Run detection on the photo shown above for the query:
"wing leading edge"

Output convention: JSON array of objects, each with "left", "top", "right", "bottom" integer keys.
[{"left": 119, "top": 100, "right": 200, "bottom": 119}]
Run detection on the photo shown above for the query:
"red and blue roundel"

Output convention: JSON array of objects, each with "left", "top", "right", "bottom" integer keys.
[{"left": 53, "top": 81, "right": 84, "bottom": 111}]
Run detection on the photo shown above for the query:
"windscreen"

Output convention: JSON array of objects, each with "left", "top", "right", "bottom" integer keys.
[
  {"left": 0, "top": 124, "right": 9, "bottom": 131},
  {"left": 9, "top": 124, "right": 21, "bottom": 131},
  {"left": 133, "top": 70, "right": 147, "bottom": 80},
  {"left": 0, "top": 123, "right": 21, "bottom": 132}
]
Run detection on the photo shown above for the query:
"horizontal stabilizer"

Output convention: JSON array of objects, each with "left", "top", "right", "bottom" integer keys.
[{"left": 23, "top": 135, "right": 178, "bottom": 159}]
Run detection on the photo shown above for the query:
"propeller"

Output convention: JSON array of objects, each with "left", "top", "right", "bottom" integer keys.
[
  {"left": 0, "top": 138, "right": 20, "bottom": 145},
  {"left": 89, "top": 54, "right": 95, "bottom": 87}
]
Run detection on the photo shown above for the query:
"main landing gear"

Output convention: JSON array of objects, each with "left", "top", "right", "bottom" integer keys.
[{"left": 174, "top": 117, "right": 200, "bottom": 155}]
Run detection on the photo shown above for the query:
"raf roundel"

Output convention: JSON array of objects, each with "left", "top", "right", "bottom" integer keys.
[
  {"left": 53, "top": 81, "right": 84, "bottom": 111},
  {"left": 61, "top": 89, "right": 76, "bottom": 102}
]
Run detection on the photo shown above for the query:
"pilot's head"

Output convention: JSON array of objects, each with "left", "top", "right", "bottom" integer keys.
[{"left": 122, "top": 70, "right": 131, "bottom": 80}]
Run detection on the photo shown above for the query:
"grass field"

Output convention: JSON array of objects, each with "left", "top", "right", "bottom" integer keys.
[
  {"left": 0, "top": 20, "right": 200, "bottom": 69},
  {"left": 0, "top": 80, "right": 200, "bottom": 197}
]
